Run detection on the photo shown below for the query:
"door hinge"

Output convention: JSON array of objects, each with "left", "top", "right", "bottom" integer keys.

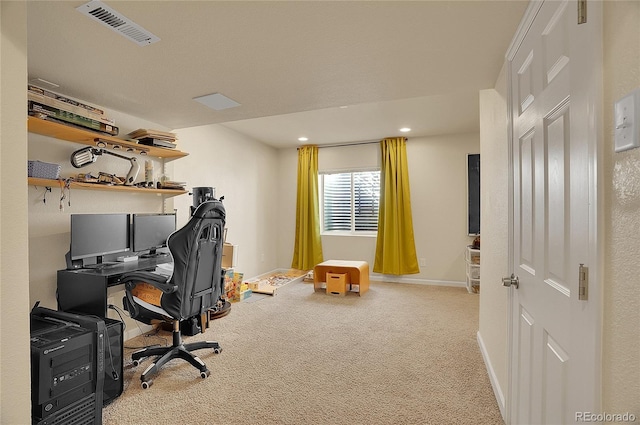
[
  {"left": 578, "top": 0, "right": 587, "bottom": 24},
  {"left": 579, "top": 264, "right": 588, "bottom": 300}
]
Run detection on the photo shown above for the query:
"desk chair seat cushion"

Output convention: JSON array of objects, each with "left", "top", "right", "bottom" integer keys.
[
  {"left": 130, "top": 282, "right": 165, "bottom": 307},
  {"left": 122, "top": 270, "right": 179, "bottom": 322}
]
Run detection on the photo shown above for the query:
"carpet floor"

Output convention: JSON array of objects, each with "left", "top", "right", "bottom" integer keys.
[{"left": 103, "top": 280, "right": 503, "bottom": 425}]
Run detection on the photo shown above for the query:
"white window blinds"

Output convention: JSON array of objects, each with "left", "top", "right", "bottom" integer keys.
[{"left": 321, "top": 170, "right": 380, "bottom": 233}]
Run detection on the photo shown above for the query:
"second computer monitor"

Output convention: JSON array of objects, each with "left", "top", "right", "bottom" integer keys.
[{"left": 132, "top": 213, "right": 176, "bottom": 257}]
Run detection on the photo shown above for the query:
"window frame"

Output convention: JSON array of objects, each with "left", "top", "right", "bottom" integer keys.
[{"left": 319, "top": 167, "right": 380, "bottom": 237}]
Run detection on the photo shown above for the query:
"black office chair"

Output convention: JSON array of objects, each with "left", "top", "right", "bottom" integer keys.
[{"left": 121, "top": 200, "right": 227, "bottom": 389}]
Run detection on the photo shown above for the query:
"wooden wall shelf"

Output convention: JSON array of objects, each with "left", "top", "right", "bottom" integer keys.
[
  {"left": 28, "top": 116, "right": 188, "bottom": 160},
  {"left": 28, "top": 177, "right": 187, "bottom": 197}
]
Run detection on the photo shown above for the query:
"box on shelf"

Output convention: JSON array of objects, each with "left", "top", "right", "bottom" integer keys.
[
  {"left": 326, "top": 272, "right": 350, "bottom": 296},
  {"left": 28, "top": 160, "right": 61, "bottom": 179}
]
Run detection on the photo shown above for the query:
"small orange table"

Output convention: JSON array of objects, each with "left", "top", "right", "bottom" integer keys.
[{"left": 313, "top": 260, "right": 369, "bottom": 296}]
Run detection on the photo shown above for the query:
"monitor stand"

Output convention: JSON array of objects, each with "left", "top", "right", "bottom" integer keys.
[
  {"left": 84, "top": 256, "right": 118, "bottom": 270},
  {"left": 140, "top": 249, "right": 169, "bottom": 259}
]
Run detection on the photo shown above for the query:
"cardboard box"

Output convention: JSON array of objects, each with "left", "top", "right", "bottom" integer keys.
[
  {"left": 222, "top": 243, "right": 237, "bottom": 269},
  {"left": 238, "top": 289, "right": 252, "bottom": 301},
  {"left": 326, "top": 272, "right": 350, "bottom": 296},
  {"left": 224, "top": 268, "right": 235, "bottom": 300}
]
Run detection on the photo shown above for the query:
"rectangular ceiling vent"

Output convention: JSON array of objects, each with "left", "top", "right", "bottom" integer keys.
[{"left": 76, "top": 1, "right": 160, "bottom": 46}]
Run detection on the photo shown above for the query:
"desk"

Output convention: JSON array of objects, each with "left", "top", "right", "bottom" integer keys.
[
  {"left": 313, "top": 260, "right": 369, "bottom": 296},
  {"left": 57, "top": 256, "right": 172, "bottom": 318}
]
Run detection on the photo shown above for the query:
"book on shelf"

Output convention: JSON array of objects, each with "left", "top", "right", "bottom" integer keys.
[
  {"left": 28, "top": 84, "right": 112, "bottom": 117},
  {"left": 128, "top": 128, "right": 177, "bottom": 142},
  {"left": 157, "top": 180, "right": 186, "bottom": 190},
  {"left": 136, "top": 137, "right": 176, "bottom": 149},
  {"left": 29, "top": 101, "right": 119, "bottom": 136},
  {"left": 28, "top": 90, "right": 115, "bottom": 126}
]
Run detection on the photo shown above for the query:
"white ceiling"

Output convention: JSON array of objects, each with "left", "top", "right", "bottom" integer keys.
[{"left": 26, "top": 1, "right": 527, "bottom": 149}]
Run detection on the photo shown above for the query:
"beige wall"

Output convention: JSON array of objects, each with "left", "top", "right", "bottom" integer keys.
[
  {"left": 277, "top": 134, "right": 479, "bottom": 284},
  {"left": 1, "top": 2, "right": 31, "bottom": 423},
  {"left": 602, "top": 0, "right": 640, "bottom": 413},
  {"left": 477, "top": 64, "right": 509, "bottom": 416},
  {"left": 173, "top": 124, "right": 280, "bottom": 281}
]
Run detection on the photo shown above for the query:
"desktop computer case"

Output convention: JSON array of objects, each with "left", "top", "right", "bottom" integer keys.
[
  {"left": 30, "top": 307, "right": 107, "bottom": 425},
  {"left": 102, "top": 318, "right": 123, "bottom": 405}
]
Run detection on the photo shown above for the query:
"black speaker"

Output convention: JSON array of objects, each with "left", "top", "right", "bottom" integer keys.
[
  {"left": 65, "top": 250, "right": 83, "bottom": 270},
  {"left": 191, "top": 186, "right": 215, "bottom": 209},
  {"left": 103, "top": 318, "right": 123, "bottom": 405}
]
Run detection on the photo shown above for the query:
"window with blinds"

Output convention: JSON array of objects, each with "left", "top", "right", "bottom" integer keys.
[{"left": 320, "top": 170, "right": 380, "bottom": 234}]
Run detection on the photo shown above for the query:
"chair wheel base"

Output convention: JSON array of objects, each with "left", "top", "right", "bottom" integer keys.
[{"left": 141, "top": 379, "right": 153, "bottom": 389}]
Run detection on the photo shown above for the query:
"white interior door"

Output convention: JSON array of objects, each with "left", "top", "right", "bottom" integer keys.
[{"left": 507, "top": 1, "right": 601, "bottom": 423}]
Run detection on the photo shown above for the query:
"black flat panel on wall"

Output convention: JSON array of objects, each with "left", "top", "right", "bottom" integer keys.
[{"left": 467, "top": 154, "right": 480, "bottom": 235}]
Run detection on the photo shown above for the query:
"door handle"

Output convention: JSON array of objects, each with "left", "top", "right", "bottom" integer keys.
[{"left": 502, "top": 274, "right": 519, "bottom": 289}]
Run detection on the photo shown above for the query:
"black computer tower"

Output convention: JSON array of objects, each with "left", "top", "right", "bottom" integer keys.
[
  {"left": 102, "top": 318, "right": 123, "bottom": 405},
  {"left": 30, "top": 315, "right": 101, "bottom": 425},
  {"left": 30, "top": 307, "right": 107, "bottom": 425}
]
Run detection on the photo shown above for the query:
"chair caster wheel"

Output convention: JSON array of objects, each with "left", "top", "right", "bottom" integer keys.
[
  {"left": 132, "top": 360, "right": 140, "bottom": 367},
  {"left": 141, "top": 379, "right": 153, "bottom": 389},
  {"left": 213, "top": 347, "right": 222, "bottom": 354},
  {"left": 200, "top": 370, "right": 211, "bottom": 379}
]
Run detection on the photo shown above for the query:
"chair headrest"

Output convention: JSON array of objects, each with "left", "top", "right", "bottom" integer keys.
[{"left": 192, "top": 200, "right": 225, "bottom": 220}]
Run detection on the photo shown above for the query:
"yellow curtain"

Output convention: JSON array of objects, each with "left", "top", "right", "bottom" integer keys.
[
  {"left": 291, "top": 145, "right": 324, "bottom": 270},
  {"left": 374, "top": 137, "right": 420, "bottom": 275}
]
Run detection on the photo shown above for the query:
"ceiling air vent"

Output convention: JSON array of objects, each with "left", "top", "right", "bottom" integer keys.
[{"left": 76, "top": 1, "right": 160, "bottom": 46}]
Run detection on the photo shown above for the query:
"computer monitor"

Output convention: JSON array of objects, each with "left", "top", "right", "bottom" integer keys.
[
  {"left": 132, "top": 213, "right": 176, "bottom": 257},
  {"left": 70, "top": 213, "right": 130, "bottom": 263}
]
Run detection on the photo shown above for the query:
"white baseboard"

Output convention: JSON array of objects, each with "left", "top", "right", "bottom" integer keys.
[
  {"left": 477, "top": 331, "right": 506, "bottom": 420},
  {"left": 369, "top": 273, "right": 466, "bottom": 288}
]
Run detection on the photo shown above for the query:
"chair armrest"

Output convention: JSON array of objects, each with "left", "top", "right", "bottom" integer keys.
[
  {"left": 120, "top": 271, "right": 177, "bottom": 320},
  {"left": 120, "top": 271, "right": 177, "bottom": 294}
]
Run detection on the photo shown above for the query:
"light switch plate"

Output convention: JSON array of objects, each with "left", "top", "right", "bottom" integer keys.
[{"left": 614, "top": 88, "right": 640, "bottom": 153}]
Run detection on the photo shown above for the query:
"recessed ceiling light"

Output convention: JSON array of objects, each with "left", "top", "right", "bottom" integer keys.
[
  {"left": 193, "top": 93, "right": 241, "bottom": 111},
  {"left": 298, "top": 137, "right": 309, "bottom": 142},
  {"left": 400, "top": 127, "right": 411, "bottom": 133}
]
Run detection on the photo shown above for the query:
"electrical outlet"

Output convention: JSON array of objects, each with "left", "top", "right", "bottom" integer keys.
[{"left": 419, "top": 258, "right": 427, "bottom": 267}]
